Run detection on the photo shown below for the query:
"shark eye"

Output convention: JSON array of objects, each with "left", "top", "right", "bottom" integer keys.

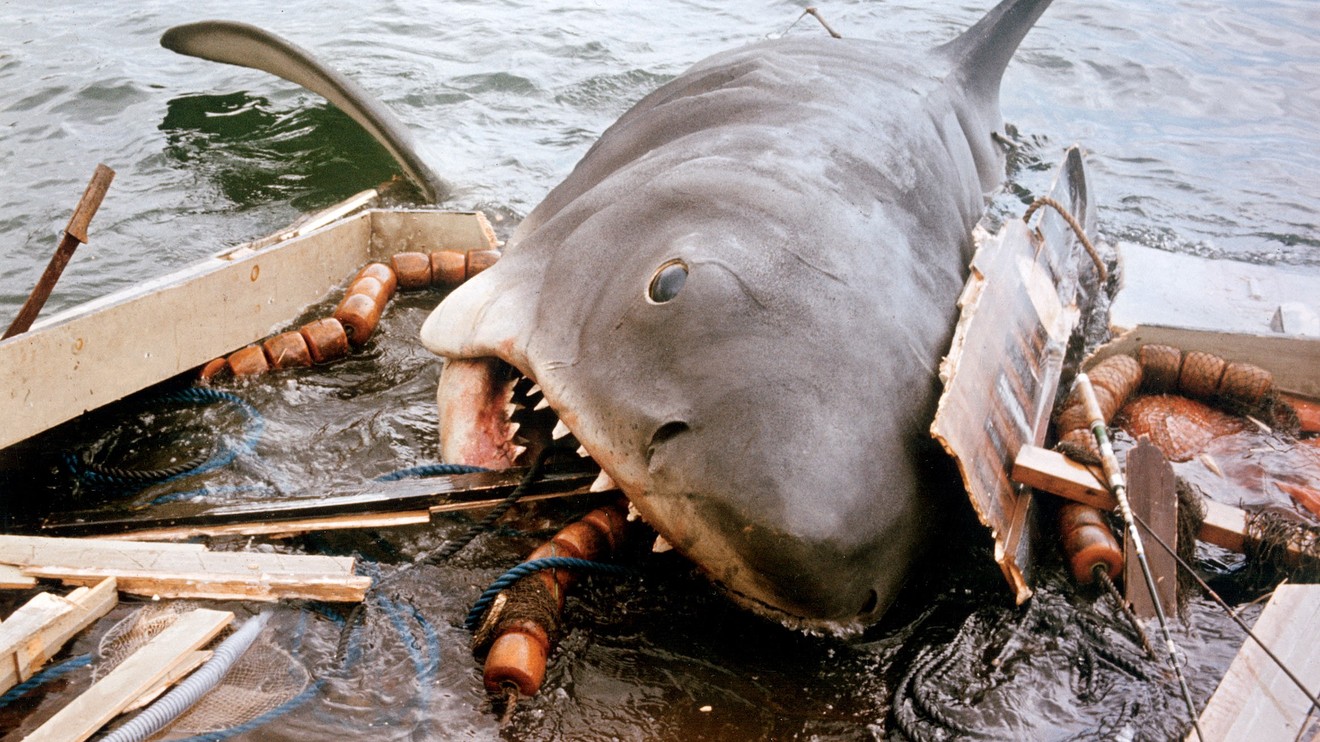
[{"left": 648, "top": 260, "right": 688, "bottom": 304}]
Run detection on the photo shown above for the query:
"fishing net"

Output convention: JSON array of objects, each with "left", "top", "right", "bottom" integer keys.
[{"left": 94, "top": 603, "right": 312, "bottom": 739}]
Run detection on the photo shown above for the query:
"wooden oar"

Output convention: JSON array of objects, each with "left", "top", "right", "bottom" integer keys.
[{"left": 3, "top": 163, "right": 115, "bottom": 339}]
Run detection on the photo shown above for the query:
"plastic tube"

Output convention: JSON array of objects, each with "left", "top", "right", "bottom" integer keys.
[{"left": 101, "top": 612, "right": 272, "bottom": 742}]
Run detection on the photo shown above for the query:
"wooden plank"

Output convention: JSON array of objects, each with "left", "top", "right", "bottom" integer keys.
[
  {"left": 0, "top": 536, "right": 368, "bottom": 602},
  {"left": 25, "top": 607, "right": 233, "bottom": 742},
  {"left": 1012, "top": 445, "right": 1309, "bottom": 559},
  {"left": 122, "top": 649, "right": 212, "bottom": 713},
  {"left": 0, "top": 578, "right": 117, "bottom": 693},
  {"left": 1193, "top": 585, "right": 1320, "bottom": 741},
  {"left": 0, "top": 563, "right": 38, "bottom": 590},
  {"left": 42, "top": 461, "right": 600, "bottom": 537},
  {"left": 930, "top": 145, "right": 1092, "bottom": 603},
  {"left": 0, "top": 535, "right": 357, "bottom": 576},
  {"left": 95, "top": 510, "right": 433, "bottom": 542},
  {"left": 1123, "top": 438, "right": 1178, "bottom": 618},
  {"left": 0, "top": 204, "right": 497, "bottom": 450},
  {"left": 26, "top": 567, "right": 369, "bottom": 603}
]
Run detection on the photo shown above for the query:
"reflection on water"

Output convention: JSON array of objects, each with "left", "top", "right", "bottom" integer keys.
[{"left": 1, "top": 0, "right": 1318, "bottom": 738}]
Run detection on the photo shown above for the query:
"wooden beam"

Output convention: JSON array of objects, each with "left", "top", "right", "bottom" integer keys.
[
  {"left": 0, "top": 536, "right": 369, "bottom": 603},
  {"left": 122, "top": 649, "right": 213, "bottom": 713},
  {"left": 0, "top": 563, "right": 38, "bottom": 590},
  {"left": 95, "top": 510, "right": 433, "bottom": 542},
  {"left": 0, "top": 578, "right": 117, "bottom": 693},
  {"left": 1123, "top": 438, "right": 1178, "bottom": 618},
  {"left": 1192, "top": 585, "right": 1320, "bottom": 741},
  {"left": 1011, "top": 445, "right": 1307, "bottom": 559},
  {"left": 25, "top": 608, "right": 233, "bottom": 742}
]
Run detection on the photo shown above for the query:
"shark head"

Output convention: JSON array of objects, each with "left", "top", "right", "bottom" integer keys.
[{"left": 422, "top": 0, "right": 1053, "bottom": 629}]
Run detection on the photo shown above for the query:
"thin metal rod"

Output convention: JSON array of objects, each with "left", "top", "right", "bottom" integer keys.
[
  {"left": 1076, "top": 373, "right": 1204, "bottom": 740},
  {"left": 1133, "top": 510, "right": 1320, "bottom": 718}
]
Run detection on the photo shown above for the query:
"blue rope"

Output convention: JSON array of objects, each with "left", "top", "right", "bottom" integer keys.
[
  {"left": 68, "top": 388, "right": 264, "bottom": 489},
  {"left": 374, "top": 463, "right": 489, "bottom": 481},
  {"left": 464, "top": 557, "right": 637, "bottom": 632},
  {"left": 0, "top": 653, "right": 92, "bottom": 709}
]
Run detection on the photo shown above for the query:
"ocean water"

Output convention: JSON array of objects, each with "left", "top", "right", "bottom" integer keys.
[{"left": 1, "top": 1, "right": 1318, "bottom": 739}]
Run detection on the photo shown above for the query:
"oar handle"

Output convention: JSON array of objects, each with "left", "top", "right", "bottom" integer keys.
[{"left": 3, "top": 164, "right": 115, "bottom": 340}]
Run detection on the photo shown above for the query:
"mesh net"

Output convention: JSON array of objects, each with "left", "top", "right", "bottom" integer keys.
[{"left": 94, "top": 603, "right": 312, "bottom": 738}]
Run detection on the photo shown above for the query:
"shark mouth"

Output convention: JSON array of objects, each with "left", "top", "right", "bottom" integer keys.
[{"left": 436, "top": 356, "right": 617, "bottom": 494}]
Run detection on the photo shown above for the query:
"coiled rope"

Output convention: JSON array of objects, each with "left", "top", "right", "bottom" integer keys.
[{"left": 68, "top": 387, "right": 264, "bottom": 488}]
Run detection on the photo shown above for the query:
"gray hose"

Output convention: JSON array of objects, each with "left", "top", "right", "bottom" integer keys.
[{"left": 102, "top": 612, "right": 272, "bottom": 742}]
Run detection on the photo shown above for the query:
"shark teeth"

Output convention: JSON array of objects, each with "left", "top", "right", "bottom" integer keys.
[
  {"left": 552, "top": 419, "right": 572, "bottom": 440},
  {"left": 590, "top": 470, "right": 616, "bottom": 493},
  {"left": 534, "top": 397, "right": 550, "bottom": 411}
]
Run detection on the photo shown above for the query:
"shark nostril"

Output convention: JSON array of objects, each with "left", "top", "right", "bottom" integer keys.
[{"left": 646, "top": 421, "right": 690, "bottom": 463}]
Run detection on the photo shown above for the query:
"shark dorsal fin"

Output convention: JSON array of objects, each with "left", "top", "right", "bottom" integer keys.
[{"left": 935, "top": 0, "right": 1054, "bottom": 103}]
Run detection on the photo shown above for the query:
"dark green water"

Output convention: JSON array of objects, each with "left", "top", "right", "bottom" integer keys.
[{"left": 1, "top": 1, "right": 1318, "bottom": 739}]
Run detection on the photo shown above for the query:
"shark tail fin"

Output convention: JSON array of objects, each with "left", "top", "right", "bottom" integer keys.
[
  {"left": 162, "top": 21, "right": 449, "bottom": 204},
  {"left": 934, "top": 0, "right": 1055, "bottom": 102}
]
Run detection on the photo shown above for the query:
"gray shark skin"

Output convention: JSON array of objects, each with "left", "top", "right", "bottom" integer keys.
[
  {"left": 423, "top": 0, "right": 1056, "bottom": 629},
  {"left": 162, "top": 0, "right": 1056, "bottom": 630}
]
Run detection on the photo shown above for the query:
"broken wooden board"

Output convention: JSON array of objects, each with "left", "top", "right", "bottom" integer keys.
[
  {"left": 122, "top": 649, "right": 212, "bottom": 713},
  {"left": 931, "top": 145, "right": 1093, "bottom": 603},
  {"left": 1012, "top": 444, "right": 1310, "bottom": 560},
  {"left": 0, "top": 536, "right": 370, "bottom": 602},
  {"left": 1123, "top": 437, "right": 1178, "bottom": 618},
  {"left": 25, "top": 607, "right": 233, "bottom": 742},
  {"left": 41, "top": 460, "right": 602, "bottom": 538},
  {"left": 95, "top": 510, "right": 434, "bottom": 542},
  {"left": 0, "top": 578, "right": 117, "bottom": 694},
  {"left": 1192, "top": 584, "right": 1320, "bottom": 741}
]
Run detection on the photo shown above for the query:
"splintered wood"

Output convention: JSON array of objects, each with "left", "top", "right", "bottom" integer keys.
[
  {"left": 0, "top": 578, "right": 117, "bottom": 694},
  {"left": 931, "top": 146, "right": 1091, "bottom": 603},
  {"left": 0, "top": 535, "right": 369, "bottom": 602},
  {"left": 1193, "top": 585, "right": 1320, "bottom": 741},
  {"left": 25, "top": 607, "right": 233, "bottom": 742}
]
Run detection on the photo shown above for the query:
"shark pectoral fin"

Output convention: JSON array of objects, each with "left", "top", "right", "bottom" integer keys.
[{"left": 161, "top": 20, "right": 450, "bottom": 203}]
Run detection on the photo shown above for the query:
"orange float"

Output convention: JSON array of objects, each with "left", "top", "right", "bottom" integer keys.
[
  {"left": 353, "top": 262, "right": 398, "bottom": 297},
  {"left": 481, "top": 501, "right": 629, "bottom": 698},
  {"left": 1058, "top": 502, "right": 1123, "bottom": 584},
  {"left": 227, "top": 345, "right": 269, "bottom": 377},
  {"left": 430, "top": 250, "right": 466, "bottom": 288},
  {"left": 391, "top": 252, "right": 432, "bottom": 290},
  {"left": 465, "top": 249, "right": 500, "bottom": 279},
  {"left": 262, "top": 331, "right": 312, "bottom": 370},
  {"left": 300, "top": 317, "right": 350, "bottom": 364},
  {"left": 198, "top": 357, "right": 230, "bottom": 383}
]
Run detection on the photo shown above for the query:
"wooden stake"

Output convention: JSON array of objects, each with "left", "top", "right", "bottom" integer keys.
[
  {"left": 3, "top": 164, "right": 115, "bottom": 339},
  {"left": 1123, "top": 437, "right": 1179, "bottom": 618}
]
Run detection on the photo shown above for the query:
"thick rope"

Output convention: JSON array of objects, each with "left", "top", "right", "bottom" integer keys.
[
  {"left": 464, "top": 557, "right": 636, "bottom": 632},
  {"left": 1023, "top": 195, "right": 1108, "bottom": 281},
  {"left": 68, "top": 387, "right": 264, "bottom": 488}
]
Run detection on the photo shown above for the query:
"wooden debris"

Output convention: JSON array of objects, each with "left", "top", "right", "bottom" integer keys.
[
  {"left": 930, "top": 146, "right": 1092, "bottom": 603},
  {"left": 122, "top": 649, "right": 213, "bottom": 713},
  {"left": 0, "top": 535, "right": 369, "bottom": 603},
  {"left": 42, "top": 462, "right": 603, "bottom": 539},
  {"left": 1123, "top": 437, "right": 1178, "bottom": 617},
  {"left": 97, "top": 510, "right": 433, "bottom": 542},
  {"left": 0, "top": 578, "right": 117, "bottom": 694},
  {"left": 1011, "top": 445, "right": 1306, "bottom": 559},
  {"left": 0, "top": 563, "right": 38, "bottom": 590},
  {"left": 25, "top": 607, "right": 233, "bottom": 742},
  {"left": 1193, "top": 584, "right": 1320, "bottom": 741}
]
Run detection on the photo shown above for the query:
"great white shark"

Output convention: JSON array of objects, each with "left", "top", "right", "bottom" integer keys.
[{"left": 164, "top": 0, "right": 1056, "bottom": 630}]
